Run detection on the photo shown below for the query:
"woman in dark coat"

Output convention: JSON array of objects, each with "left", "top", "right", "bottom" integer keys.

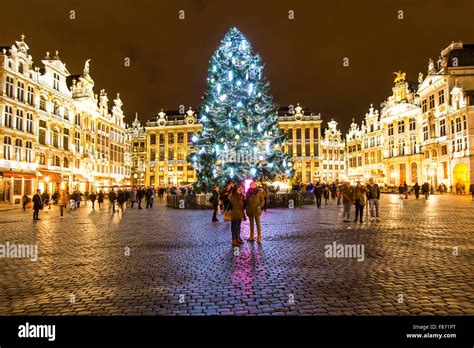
[
  {"left": 98, "top": 190, "right": 105, "bottom": 208},
  {"left": 228, "top": 186, "right": 245, "bottom": 247}
]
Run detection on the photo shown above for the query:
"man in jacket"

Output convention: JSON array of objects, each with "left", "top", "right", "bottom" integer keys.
[
  {"left": 137, "top": 187, "right": 145, "bottom": 209},
  {"left": 210, "top": 185, "right": 220, "bottom": 222},
  {"left": 245, "top": 182, "right": 265, "bottom": 243},
  {"left": 117, "top": 189, "right": 125, "bottom": 212},
  {"left": 32, "top": 189, "right": 43, "bottom": 220},
  {"left": 366, "top": 178, "right": 380, "bottom": 221},
  {"left": 421, "top": 182, "right": 430, "bottom": 199},
  {"left": 341, "top": 182, "right": 353, "bottom": 222},
  {"left": 413, "top": 182, "right": 420, "bottom": 199},
  {"left": 145, "top": 187, "right": 154, "bottom": 208},
  {"left": 314, "top": 182, "right": 323, "bottom": 208},
  {"left": 353, "top": 182, "right": 367, "bottom": 223},
  {"left": 109, "top": 188, "right": 117, "bottom": 213}
]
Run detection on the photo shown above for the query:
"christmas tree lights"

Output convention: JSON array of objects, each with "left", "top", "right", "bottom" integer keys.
[{"left": 190, "top": 27, "right": 293, "bottom": 192}]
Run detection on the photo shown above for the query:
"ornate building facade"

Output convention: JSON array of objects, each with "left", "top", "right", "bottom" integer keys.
[
  {"left": 141, "top": 103, "right": 324, "bottom": 187},
  {"left": 144, "top": 107, "right": 201, "bottom": 187},
  {"left": 320, "top": 119, "right": 345, "bottom": 182},
  {"left": 128, "top": 114, "right": 146, "bottom": 187},
  {"left": 347, "top": 41, "right": 474, "bottom": 190},
  {"left": 0, "top": 35, "right": 130, "bottom": 204},
  {"left": 277, "top": 104, "right": 323, "bottom": 184}
]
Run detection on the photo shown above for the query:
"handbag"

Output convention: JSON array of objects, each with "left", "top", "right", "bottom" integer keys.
[{"left": 223, "top": 210, "right": 232, "bottom": 221}]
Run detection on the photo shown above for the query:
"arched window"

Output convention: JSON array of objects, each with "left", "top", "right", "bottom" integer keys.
[
  {"left": 18, "top": 62, "right": 24, "bottom": 74},
  {"left": 39, "top": 153, "right": 46, "bottom": 165},
  {"left": 55, "top": 156, "right": 60, "bottom": 167},
  {"left": 63, "top": 157, "right": 69, "bottom": 168},
  {"left": 432, "top": 149, "right": 438, "bottom": 158},
  {"left": 424, "top": 150, "right": 430, "bottom": 159},
  {"left": 8, "top": 60, "right": 13, "bottom": 69},
  {"left": 64, "top": 108, "right": 69, "bottom": 120}
]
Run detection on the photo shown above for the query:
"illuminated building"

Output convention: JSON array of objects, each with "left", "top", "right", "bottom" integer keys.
[
  {"left": 143, "top": 103, "right": 323, "bottom": 186},
  {"left": 320, "top": 119, "right": 345, "bottom": 183},
  {"left": 128, "top": 114, "right": 146, "bottom": 187},
  {"left": 347, "top": 42, "right": 474, "bottom": 189},
  {"left": 0, "top": 35, "right": 129, "bottom": 204}
]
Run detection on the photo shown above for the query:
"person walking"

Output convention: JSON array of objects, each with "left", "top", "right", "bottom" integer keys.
[
  {"left": 245, "top": 181, "right": 265, "bottom": 243},
  {"left": 137, "top": 187, "right": 145, "bottom": 209},
  {"left": 323, "top": 186, "right": 330, "bottom": 205},
  {"left": 109, "top": 188, "right": 117, "bottom": 213},
  {"left": 52, "top": 190, "right": 59, "bottom": 205},
  {"left": 130, "top": 187, "right": 137, "bottom": 208},
  {"left": 22, "top": 193, "right": 29, "bottom": 211},
  {"left": 42, "top": 191, "right": 51, "bottom": 210},
  {"left": 403, "top": 181, "right": 408, "bottom": 199},
  {"left": 341, "top": 182, "right": 352, "bottom": 222},
  {"left": 89, "top": 191, "right": 97, "bottom": 210},
  {"left": 228, "top": 185, "right": 245, "bottom": 247},
  {"left": 98, "top": 190, "right": 105, "bottom": 208},
  {"left": 58, "top": 190, "right": 68, "bottom": 218},
  {"left": 470, "top": 183, "right": 474, "bottom": 200},
  {"left": 74, "top": 190, "right": 81, "bottom": 208},
  {"left": 330, "top": 182, "right": 337, "bottom": 200},
  {"left": 422, "top": 182, "right": 430, "bottom": 199},
  {"left": 413, "top": 182, "right": 420, "bottom": 199},
  {"left": 210, "top": 185, "right": 220, "bottom": 222},
  {"left": 117, "top": 188, "right": 125, "bottom": 212},
  {"left": 145, "top": 186, "right": 153, "bottom": 209},
  {"left": 366, "top": 178, "right": 380, "bottom": 221},
  {"left": 32, "top": 189, "right": 43, "bottom": 221},
  {"left": 353, "top": 181, "right": 367, "bottom": 223},
  {"left": 314, "top": 182, "right": 323, "bottom": 208}
]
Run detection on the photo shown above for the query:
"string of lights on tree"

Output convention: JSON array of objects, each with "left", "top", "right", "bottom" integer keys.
[{"left": 189, "top": 27, "right": 294, "bottom": 192}]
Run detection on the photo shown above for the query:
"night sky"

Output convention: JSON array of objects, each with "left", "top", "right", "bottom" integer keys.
[{"left": 3, "top": 0, "right": 474, "bottom": 132}]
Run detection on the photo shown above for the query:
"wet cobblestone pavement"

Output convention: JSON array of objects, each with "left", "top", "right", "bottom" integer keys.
[{"left": 0, "top": 194, "right": 473, "bottom": 316}]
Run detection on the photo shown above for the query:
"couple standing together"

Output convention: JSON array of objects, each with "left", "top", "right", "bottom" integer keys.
[{"left": 215, "top": 181, "right": 265, "bottom": 247}]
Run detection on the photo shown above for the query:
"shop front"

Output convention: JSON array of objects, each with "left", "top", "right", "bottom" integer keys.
[{"left": 0, "top": 171, "right": 37, "bottom": 204}]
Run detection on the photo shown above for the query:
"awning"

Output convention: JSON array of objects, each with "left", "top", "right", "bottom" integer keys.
[
  {"left": 1, "top": 170, "right": 37, "bottom": 179},
  {"left": 38, "top": 171, "right": 62, "bottom": 182},
  {"left": 73, "top": 174, "right": 87, "bottom": 182}
]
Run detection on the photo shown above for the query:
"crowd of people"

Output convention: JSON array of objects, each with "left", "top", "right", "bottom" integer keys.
[
  {"left": 24, "top": 186, "right": 173, "bottom": 220},
  {"left": 21, "top": 179, "right": 474, "bottom": 244}
]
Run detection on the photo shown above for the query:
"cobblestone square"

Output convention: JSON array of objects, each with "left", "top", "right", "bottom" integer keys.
[{"left": 0, "top": 194, "right": 473, "bottom": 316}]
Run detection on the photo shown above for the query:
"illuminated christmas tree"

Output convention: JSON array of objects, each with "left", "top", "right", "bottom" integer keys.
[{"left": 190, "top": 27, "right": 293, "bottom": 192}]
